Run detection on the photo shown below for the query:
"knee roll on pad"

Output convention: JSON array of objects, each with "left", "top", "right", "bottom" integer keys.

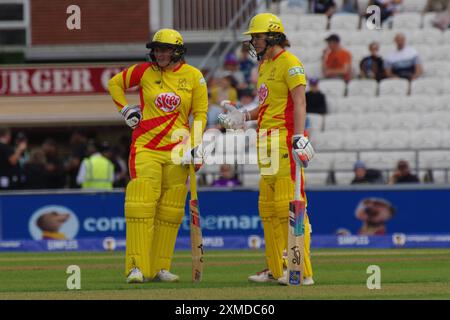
[{"left": 125, "top": 178, "right": 159, "bottom": 219}]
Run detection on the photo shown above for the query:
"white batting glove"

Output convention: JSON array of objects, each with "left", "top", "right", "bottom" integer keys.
[
  {"left": 292, "top": 134, "right": 315, "bottom": 168},
  {"left": 217, "top": 100, "right": 249, "bottom": 130},
  {"left": 181, "top": 145, "right": 204, "bottom": 171},
  {"left": 120, "top": 105, "right": 142, "bottom": 129}
]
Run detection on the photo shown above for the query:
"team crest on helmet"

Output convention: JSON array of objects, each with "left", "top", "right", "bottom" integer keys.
[
  {"left": 258, "top": 83, "right": 268, "bottom": 105},
  {"left": 155, "top": 92, "right": 181, "bottom": 112}
]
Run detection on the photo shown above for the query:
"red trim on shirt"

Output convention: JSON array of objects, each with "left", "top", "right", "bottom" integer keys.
[
  {"left": 285, "top": 92, "right": 295, "bottom": 181},
  {"left": 172, "top": 62, "right": 184, "bottom": 73},
  {"left": 129, "top": 144, "right": 137, "bottom": 179},
  {"left": 272, "top": 49, "right": 285, "bottom": 61},
  {"left": 122, "top": 68, "right": 128, "bottom": 89},
  {"left": 113, "top": 99, "right": 124, "bottom": 109},
  {"left": 129, "top": 63, "right": 151, "bottom": 88}
]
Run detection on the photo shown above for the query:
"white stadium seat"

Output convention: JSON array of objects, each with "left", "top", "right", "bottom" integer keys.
[
  {"left": 421, "top": 112, "right": 450, "bottom": 130},
  {"left": 392, "top": 13, "right": 422, "bottom": 29},
  {"left": 311, "top": 130, "right": 345, "bottom": 150},
  {"left": 304, "top": 62, "right": 323, "bottom": 80},
  {"left": 324, "top": 114, "right": 356, "bottom": 131},
  {"left": 442, "top": 80, "right": 450, "bottom": 95},
  {"left": 307, "top": 152, "right": 334, "bottom": 171},
  {"left": 423, "top": 61, "right": 450, "bottom": 78},
  {"left": 343, "top": 130, "right": 378, "bottom": 150},
  {"left": 357, "top": 0, "right": 370, "bottom": 15},
  {"left": 418, "top": 150, "right": 450, "bottom": 169},
  {"left": 304, "top": 172, "right": 329, "bottom": 185},
  {"left": 242, "top": 173, "right": 260, "bottom": 187},
  {"left": 335, "top": 172, "right": 356, "bottom": 185},
  {"left": 376, "top": 130, "right": 411, "bottom": 149},
  {"left": 347, "top": 79, "right": 378, "bottom": 96},
  {"left": 307, "top": 113, "right": 324, "bottom": 132},
  {"left": 332, "top": 152, "right": 359, "bottom": 170},
  {"left": 410, "top": 129, "right": 442, "bottom": 149},
  {"left": 298, "top": 14, "right": 328, "bottom": 31},
  {"left": 319, "top": 79, "right": 346, "bottom": 97},
  {"left": 410, "top": 78, "right": 443, "bottom": 95},
  {"left": 411, "top": 29, "right": 443, "bottom": 46},
  {"left": 360, "top": 151, "right": 416, "bottom": 171},
  {"left": 422, "top": 12, "right": 437, "bottom": 29},
  {"left": 329, "top": 14, "right": 360, "bottom": 30},
  {"left": 378, "top": 78, "right": 409, "bottom": 96},
  {"left": 401, "top": 0, "right": 427, "bottom": 12},
  {"left": 373, "top": 96, "right": 402, "bottom": 113},
  {"left": 355, "top": 113, "right": 388, "bottom": 131},
  {"left": 280, "top": 15, "right": 300, "bottom": 32},
  {"left": 440, "top": 131, "right": 450, "bottom": 149},
  {"left": 387, "top": 113, "right": 420, "bottom": 130}
]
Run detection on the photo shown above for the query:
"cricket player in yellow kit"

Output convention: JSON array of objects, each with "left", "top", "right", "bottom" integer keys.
[
  {"left": 218, "top": 13, "right": 315, "bottom": 285},
  {"left": 108, "top": 29, "right": 208, "bottom": 283}
]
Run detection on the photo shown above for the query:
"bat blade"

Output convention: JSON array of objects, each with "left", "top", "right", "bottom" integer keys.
[
  {"left": 190, "top": 199, "right": 204, "bottom": 282},
  {"left": 287, "top": 199, "right": 305, "bottom": 286}
]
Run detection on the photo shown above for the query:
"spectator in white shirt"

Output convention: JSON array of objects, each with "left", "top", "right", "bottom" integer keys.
[{"left": 384, "top": 33, "right": 423, "bottom": 81}]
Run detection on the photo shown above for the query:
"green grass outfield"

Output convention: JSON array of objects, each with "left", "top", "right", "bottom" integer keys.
[{"left": 0, "top": 249, "right": 449, "bottom": 300}]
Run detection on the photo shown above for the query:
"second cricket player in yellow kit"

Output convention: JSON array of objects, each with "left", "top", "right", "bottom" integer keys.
[
  {"left": 218, "top": 13, "right": 315, "bottom": 285},
  {"left": 108, "top": 29, "right": 208, "bottom": 283}
]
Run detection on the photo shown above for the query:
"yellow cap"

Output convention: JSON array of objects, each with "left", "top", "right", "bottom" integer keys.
[
  {"left": 243, "top": 13, "right": 285, "bottom": 35},
  {"left": 152, "top": 28, "right": 184, "bottom": 46}
]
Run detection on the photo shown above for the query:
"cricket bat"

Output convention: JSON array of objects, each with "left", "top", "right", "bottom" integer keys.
[
  {"left": 287, "top": 161, "right": 306, "bottom": 286},
  {"left": 189, "top": 164, "right": 204, "bottom": 282}
]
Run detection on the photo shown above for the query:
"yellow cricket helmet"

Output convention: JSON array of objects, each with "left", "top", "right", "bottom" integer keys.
[
  {"left": 146, "top": 28, "right": 186, "bottom": 63},
  {"left": 243, "top": 13, "right": 285, "bottom": 35}
]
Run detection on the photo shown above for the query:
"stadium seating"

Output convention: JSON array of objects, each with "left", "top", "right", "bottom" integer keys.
[
  {"left": 347, "top": 79, "right": 378, "bottom": 96},
  {"left": 319, "top": 79, "right": 347, "bottom": 97},
  {"left": 392, "top": 13, "right": 423, "bottom": 29},
  {"left": 378, "top": 78, "right": 410, "bottom": 96},
  {"left": 298, "top": 14, "right": 328, "bottom": 31},
  {"left": 329, "top": 14, "right": 360, "bottom": 30}
]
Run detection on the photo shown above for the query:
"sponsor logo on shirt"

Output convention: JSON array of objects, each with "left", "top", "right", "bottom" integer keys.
[
  {"left": 258, "top": 83, "right": 268, "bottom": 105},
  {"left": 288, "top": 66, "right": 305, "bottom": 77},
  {"left": 155, "top": 92, "right": 181, "bottom": 112},
  {"left": 199, "top": 77, "right": 206, "bottom": 85}
]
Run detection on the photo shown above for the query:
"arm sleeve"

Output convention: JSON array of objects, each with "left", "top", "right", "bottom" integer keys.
[
  {"left": 284, "top": 56, "right": 307, "bottom": 91},
  {"left": 107, "top": 63, "right": 150, "bottom": 112},
  {"left": 190, "top": 71, "right": 209, "bottom": 147}
]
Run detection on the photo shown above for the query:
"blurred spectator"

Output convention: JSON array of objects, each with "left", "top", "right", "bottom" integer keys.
[
  {"left": 424, "top": 0, "right": 449, "bottom": 12},
  {"left": 23, "top": 148, "right": 48, "bottom": 189},
  {"left": 210, "top": 74, "right": 238, "bottom": 105},
  {"left": 0, "top": 127, "right": 27, "bottom": 190},
  {"left": 42, "top": 138, "right": 66, "bottom": 188},
  {"left": 310, "top": 0, "right": 337, "bottom": 17},
  {"left": 76, "top": 141, "right": 114, "bottom": 190},
  {"left": 351, "top": 160, "right": 384, "bottom": 184},
  {"left": 206, "top": 92, "right": 223, "bottom": 129},
  {"left": 384, "top": 33, "right": 423, "bottom": 80},
  {"left": 238, "top": 88, "right": 258, "bottom": 129},
  {"left": 239, "top": 46, "right": 256, "bottom": 85},
  {"left": 322, "top": 34, "right": 352, "bottom": 82},
  {"left": 306, "top": 78, "right": 328, "bottom": 115},
  {"left": 215, "top": 53, "right": 246, "bottom": 89},
  {"left": 109, "top": 146, "right": 129, "bottom": 188},
  {"left": 340, "top": 0, "right": 358, "bottom": 13},
  {"left": 389, "top": 160, "right": 420, "bottom": 184},
  {"left": 65, "top": 131, "right": 88, "bottom": 188},
  {"left": 368, "top": 0, "right": 403, "bottom": 25},
  {"left": 212, "top": 164, "right": 241, "bottom": 187},
  {"left": 359, "top": 41, "right": 385, "bottom": 81},
  {"left": 424, "top": 0, "right": 450, "bottom": 30}
]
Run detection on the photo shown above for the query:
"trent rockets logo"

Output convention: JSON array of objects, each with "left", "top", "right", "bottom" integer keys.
[
  {"left": 155, "top": 92, "right": 181, "bottom": 112},
  {"left": 258, "top": 83, "right": 268, "bottom": 105}
]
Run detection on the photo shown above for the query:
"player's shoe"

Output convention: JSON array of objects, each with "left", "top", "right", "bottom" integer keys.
[
  {"left": 126, "top": 267, "right": 144, "bottom": 284},
  {"left": 248, "top": 268, "right": 286, "bottom": 283},
  {"left": 154, "top": 269, "right": 180, "bottom": 282},
  {"left": 278, "top": 275, "right": 314, "bottom": 286}
]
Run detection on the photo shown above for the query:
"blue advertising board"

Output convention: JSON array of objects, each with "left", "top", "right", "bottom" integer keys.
[{"left": 0, "top": 187, "right": 449, "bottom": 243}]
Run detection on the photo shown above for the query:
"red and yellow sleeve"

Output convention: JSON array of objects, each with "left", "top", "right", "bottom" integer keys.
[
  {"left": 107, "top": 63, "right": 151, "bottom": 111},
  {"left": 284, "top": 56, "right": 307, "bottom": 91},
  {"left": 190, "top": 70, "right": 208, "bottom": 147}
]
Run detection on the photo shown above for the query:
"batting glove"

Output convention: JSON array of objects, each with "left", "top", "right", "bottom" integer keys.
[
  {"left": 181, "top": 145, "right": 204, "bottom": 171},
  {"left": 120, "top": 105, "right": 142, "bottom": 129},
  {"left": 217, "top": 100, "right": 249, "bottom": 130},
  {"left": 292, "top": 134, "right": 315, "bottom": 168}
]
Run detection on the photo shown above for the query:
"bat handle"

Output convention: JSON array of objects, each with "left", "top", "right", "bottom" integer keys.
[{"left": 295, "top": 162, "right": 301, "bottom": 201}]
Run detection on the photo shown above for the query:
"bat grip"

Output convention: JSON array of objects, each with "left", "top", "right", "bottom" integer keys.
[{"left": 295, "top": 162, "right": 301, "bottom": 201}]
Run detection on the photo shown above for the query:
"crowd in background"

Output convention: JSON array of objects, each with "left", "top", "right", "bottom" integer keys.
[{"left": 1, "top": 0, "right": 448, "bottom": 191}]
